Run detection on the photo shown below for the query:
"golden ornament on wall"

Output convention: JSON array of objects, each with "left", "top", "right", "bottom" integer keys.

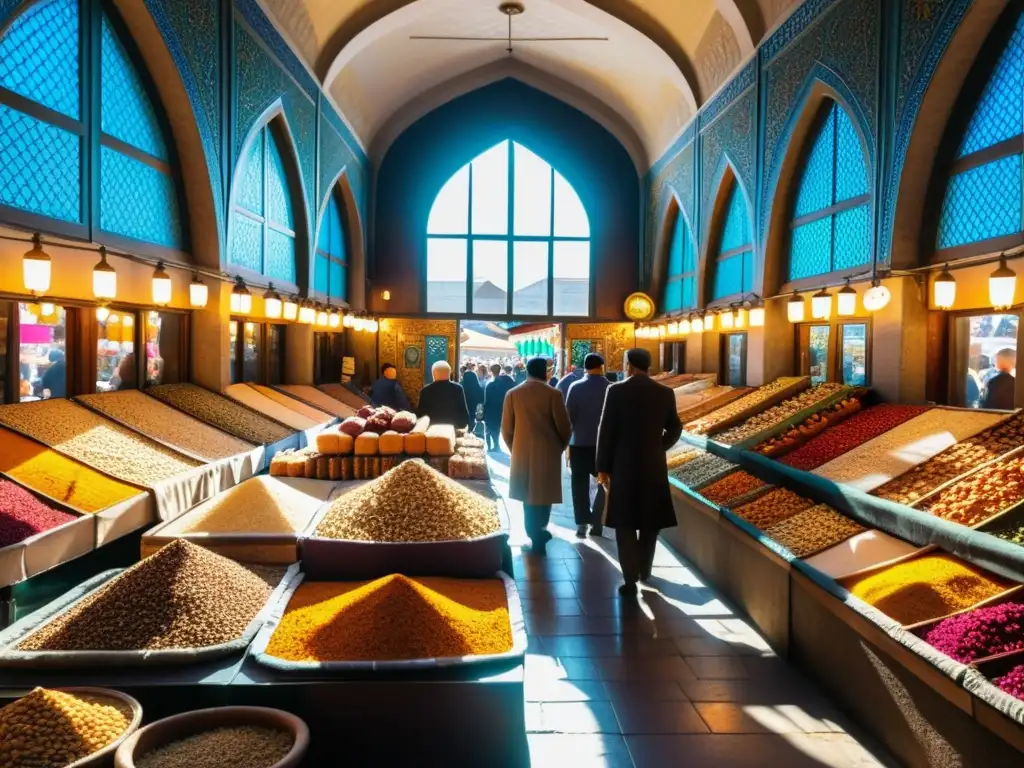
[{"left": 624, "top": 292, "right": 655, "bottom": 321}]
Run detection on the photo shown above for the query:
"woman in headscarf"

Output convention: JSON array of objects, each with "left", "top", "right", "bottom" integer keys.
[{"left": 461, "top": 368, "right": 484, "bottom": 434}]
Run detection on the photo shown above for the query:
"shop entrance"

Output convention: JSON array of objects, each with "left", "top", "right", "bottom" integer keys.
[
  {"left": 456, "top": 320, "right": 563, "bottom": 385},
  {"left": 949, "top": 313, "right": 1018, "bottom": 409}
]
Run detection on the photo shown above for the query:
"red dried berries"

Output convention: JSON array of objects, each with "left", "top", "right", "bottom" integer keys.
[{"left": 0, "top": 479, "right": 76, "bottom": 548}]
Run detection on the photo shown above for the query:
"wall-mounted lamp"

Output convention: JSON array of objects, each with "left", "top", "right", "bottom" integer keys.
[
  {"left": 787, "top": 291, "right": 805, "bottom": 323},
  {"left": 93, "top": 247, "right": 117, "bottom": 300},
  {"left": 263, "top": 284, "right": 282, "bottom": 319},
  {"left": 989, "top": 256, "right": 1016, "bottom": 311},
  {"left": 863, "top": 278, "right": 891, "bottom": 312},
  {"left": 230, "top": 276, "right": 252, "bottom": 315},
  {"left": 933, "top": 264, "right": 956, "bottom": 310},
  {"left": 837, "top": 280, "right": 857, "bottom": 317},
  {"left": 189, "top": 273, "right": 208, "bottom": 308},
  {"left": 811, "top": 287, "right": 832, "bottom": 320},
  {"left": 283, "top": 296, "right": 298, "bottom": 321},
  {"left": 23, "top": 233, "right": 51, "bottom": 294},
  {"left": 151, "top": 261, "right": 171, "bottom": 306},
  {"left": 381, "top": 290, "right": 391, "bottom": 301}
]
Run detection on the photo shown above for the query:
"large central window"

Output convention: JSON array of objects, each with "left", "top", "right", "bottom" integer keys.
[{"left": 426, "top": 140, "right": 590, "bottom": 316}]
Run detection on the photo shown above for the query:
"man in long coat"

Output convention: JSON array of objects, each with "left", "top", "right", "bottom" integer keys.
[
  {"left": 503, "top": 357, "right": 572, "bottom": 554},
  {"left": 596, "top": 348, "right": 682, "bottom": 595}
]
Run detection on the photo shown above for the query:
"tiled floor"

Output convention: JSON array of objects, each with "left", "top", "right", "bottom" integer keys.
[{"left": 486, "top": 450, "right": 893, "bottom": 768}]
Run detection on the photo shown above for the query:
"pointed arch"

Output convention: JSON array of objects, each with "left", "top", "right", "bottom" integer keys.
[
  {"left": 702, "top": 161, "right": 754, "bottom": 305},
  {"left": 228, "top": 104, "right": 310, "bottom": 293},
  {"left": 316, "top": 168, "right": 366, "bottom": 309},
  {"left": 650, "top": 193, "right": 698, "bottom": 315}
]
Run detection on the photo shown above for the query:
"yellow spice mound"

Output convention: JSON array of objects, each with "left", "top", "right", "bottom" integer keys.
[
  {"left": 266, "top": 575, "right": 513, "bottom": 662},
  {"left": 182, "top": 476, "right": 319, "bottom": 534},
  {"left": 0, "top": 687, "right": 131, "bottom": 768},
  {"left": 842, "top": 553, "right": 1011, "bottom": 625}
]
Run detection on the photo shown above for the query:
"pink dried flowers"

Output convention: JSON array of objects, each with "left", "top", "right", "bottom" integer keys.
[
  {"left": 996, "top": 664, "right": 1024, "bottom": 700},
  {"left": 923, "top": 602, "right": 1024, "bottom": 663}
]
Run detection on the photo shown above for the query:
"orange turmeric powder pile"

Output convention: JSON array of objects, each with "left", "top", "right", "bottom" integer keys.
[{"left": 265, "top": 575, "right": 513, "bottom": 662}]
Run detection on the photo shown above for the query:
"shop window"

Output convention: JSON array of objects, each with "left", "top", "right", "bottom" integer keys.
[
  {"left": 797, "top": 320, "right": 871, "bottom": 385},
  {"left": 426, "top": 140, "right": 591, "bottom": 316},
  {"left": 145, "top": 311, "right": 184, "bottom": 387},
  {"left": 661, "top": 211, "right": 697, "bottom": 313},
  {"left": 268, "top": 324, "right": 285, "bottom": 385},
  {"left": 721, "top": 333, "right": 747, "bottom": 386},
  {"left": 229, "top": 320, "right": 239, "bottom": 385},
  {"left": 840, "top": 323, "right": 868, "bottom": 386},
  {"left": 950, "top": 313, "right": 1019, "bottom": 409},
  {"left": 710, "top": 180, "right": 754, "bottom": 300},
  {"left": 936, "top": 12, "right": 1024, "bottom": 255},
  {"left": 314, "top": 331, "right": 345, "bottom": 385},
  {"left": 229, "top": 320, "right": 279, "bottom": 385},
  {"left": 788, "top": 101, "right": 871, "bottom": 280},
  {"left": 97, "top": 310, "right": 136, "bottom": 391},
  {"left": 242, "top": 321, "right": 262, "bottom": 384},
  {"left": 18, "top": 302, "right": 66, "bottom": 400},
  {"left": 315, "top": 192, "right": 348, "bottom": 301}
]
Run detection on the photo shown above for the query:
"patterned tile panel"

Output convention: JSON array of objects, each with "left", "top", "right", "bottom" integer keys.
[
  {"left": 0, "top": 104, "right": 80, "bottom": 222},
  {"left": 0, "top": 0, "right": 79, "bottom": 118},
  {"left": 938, "top": 155, "right": 1023, "bottom": 250},
  {"left": 99, "top": 147, "right": 183, "bottom": 248}
]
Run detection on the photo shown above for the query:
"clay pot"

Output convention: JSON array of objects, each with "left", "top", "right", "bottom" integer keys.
[
  {"left": 64, "top": 687, "right": 143, "bottom": 768},
  {"left": 114, "top": 706, "right": 309, "bottom": 768}
]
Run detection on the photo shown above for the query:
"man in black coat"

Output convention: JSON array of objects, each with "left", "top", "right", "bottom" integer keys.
[
  {"left": 980, "top": 347, "right": 1016, "bottom": 410},
  {"left": 596, "top": 348, "right": 682, "bottom": 596},
  {"left": 416, "top": 360, "right": 470, "bottom": 429},
  {"left": 483, "top": 363, "right": 515, "bottom": 452}
]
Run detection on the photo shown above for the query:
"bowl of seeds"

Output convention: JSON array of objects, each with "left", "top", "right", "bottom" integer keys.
[
  {"left": 0, "top": 686, "right": 142, "bottom": 768},
  {"left": 114, "top": 706, "right": 308, "bottom": 768}
]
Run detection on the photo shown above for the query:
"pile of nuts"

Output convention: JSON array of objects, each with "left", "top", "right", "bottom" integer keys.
[
  {"left": 755, "top": 395, "right": 863, "bottom": 458},
  {"left": 668, "top": 452, "right": 736, "bottom": 489},
  {"left": 224, "top": 384, "right": 321, "bottom": 431},
  {"left": 813, "top": 408, "right": 1004, "bottom": 491},
  {"left": 0, "top": 399, "right": 199, "bottom": 486},
  {"left": 676, "top": 386, "right": 749, "bottom": 424},
  {"left": 0, "top": 687, "right": 132, "bottom": 768},
  {"left": 147, "top": 384, "right": 294, "bottom": 445},
  {"left": 18, "top": 540, "right": 273, "bottom": 651},
  {"left": 715, "top": 383, "right": 846, "bottom": 444},
  {"left": 781, "top": 404, "right": 931, "bottom": 471},
  {"left": 873, "top": 411, "right": 1024, "bottom": 505},
  {"left": 733, "top": 488, "right": 813, "bottom": 529},
  {"left": 137, "top": 726, "right": 293, "bottom": 768},
  {"left": 685, "top": 377, "right": 809, "bottom": 435},
  {"left": 666, "top": 442, "right": 703, "bottom": 470},
  {"left": 78, "top": 390, "right": 255, "bottom": 461},
  {"left": 699, "top": 470, "right": 767, "bottom": 506},
  {"left": 315, "top": 459, "right": 500, "bottom": 542},
  {"left": 918, "top": 452, "right": 1024, "bottom": 527},
  {"left": 764, "top": 503, "right": 865, "bottom": 557}
]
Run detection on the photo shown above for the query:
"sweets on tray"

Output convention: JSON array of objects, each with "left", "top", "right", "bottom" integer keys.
[
  {"left": 923, "top": 601, "right": 1024, "bottom": 663},
  {"left": 0, "top": 399, "right": 199, "bottom": 486},
  {"left": 315, "top": 459, "right": 499, "bottom": 542},
  {"left": 780, "top": 405, "right": 931, "bottom": 471},
  {"left": 754, "top": 394, "right": 864, "bottom": 458},
  {"left": 732, "top": 488, "right": 812, "bottom": 529},
  {"left": 874, "top": 411, "right": 1024, "bottom": 505},
  {"left": 668, "top": 452, "right": 735, "bottom": 488},
  {"left": 699, "top": 470, "right": 767, "bottom": 506},
  {"left": 812, "top": 408, "right": 1006, "bottom": 492},
  {"left": 148, "top": 383, "right": 293, "bottom": 444},
  {"left": 763, "top": 504, "right": 865, "bottom": 558},
  {"left": 841, "top": 553, "right": 1012, "bottom": 626},
  {"left": 917, "top": 452, "right": 1024, "bottom": 527},
  {"left": 713, "top": 384, "right": 846, "bottom": 445},
  {"left": 17, "top": 540, "right": 274, "bottom": 651},
  {"left": 685, "top": 377, "right": 809, "bottom": 435},
  {"left": 263, "top": 574, "right": 512, "bottom": 662}
]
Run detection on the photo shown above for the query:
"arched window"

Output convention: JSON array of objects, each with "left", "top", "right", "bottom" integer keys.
[
  {"left": 788, "top": 101, "right": 870, "bottom": 281},
  {"left": 230, "top": 123, "right": 297, "bottom": 285},
  {"left": 662, "top": 211, "right": 697, "bottom": 313},
  {"left": 315, "top": 191, "right": 348, "bottom": 302},
  {"left": 711, "top": 180, "right": 754, "bottom": 300},
  {"left": 0, "top": 0, "right": 184, "bottom": 248},
  {"left": 426, "top": 140, "right": 590, "bottom": 316},
  {"left": 936, "top": 12, "right": 1023, "bottom": 255}
]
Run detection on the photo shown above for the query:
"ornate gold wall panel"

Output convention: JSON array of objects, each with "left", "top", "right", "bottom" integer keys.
[
  {"left": 566, "top": 323, "right": 635, "bottom": 372},
  {"left": 378, "top": 318, "right": 457, "bottom": 406}
]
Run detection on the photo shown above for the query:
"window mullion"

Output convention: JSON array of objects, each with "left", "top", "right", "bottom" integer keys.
[
  {"left": 547, "top": 166, "right": 555, "bottom": 316},
  {"left": 829, "top": 106, "right": 839, "bottom": 273},
  {"left": 261, "top": 129, "right": 269, "bottom": 277},
  {"left": 507, "top": 142, "right": 514, "bottom": 316},
  {"left": 467, "top": 162, "right": 474, "bottom": 314}
]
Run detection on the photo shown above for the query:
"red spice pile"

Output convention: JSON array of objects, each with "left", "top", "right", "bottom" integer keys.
[
  {"left": 780, "top": 405, "right": 931, "bottom": 471},
  {"left": 0, "top": 479, "right": 76, "bottom": 548}
]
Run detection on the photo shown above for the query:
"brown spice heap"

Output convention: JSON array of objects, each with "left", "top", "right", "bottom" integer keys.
[
  {"left": 0, "top": 687, "right": 131, "bottom": 768},
  {"left": 136, "top": 726, "right": 292, "bottom": 768},
  {"left": 700, "top": 470, "right": 767, "bottom": 506},
  {"left": 315, "top": 459, "right": 500, "bottom": 542},
  {"left": 265, "top": 575, "right": 513, "bottom": 662},
  {"left": 764, "top": 503, "right": 865, "bottom": 557},
  {"left": 732, "top": 488, "right": 813, "bottom": 529},
  {"left": 18, "top": 540, "right": 272, "bottom": 652}
]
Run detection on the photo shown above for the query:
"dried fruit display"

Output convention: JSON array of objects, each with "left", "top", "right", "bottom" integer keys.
[
  {"left": 918, "top": 452, "right": 1024, "bottom": 527},
  {"left": 250, "top": 384, "right": 336, "bottom": 423},
  {"left": 0, "top": 427, "right": 140, "bottom": 512},
  {"left": 315, "top": 459, "right": 500, "bottom": 542},
  {"left": 264, "top": 575, "right": 512, "bottom": 662},
  {"left": 841, "top": 554, "right": 1012, "bottom": 626},
  {"left": 686, "top": 377, "right": 809, "bottom": 435},
  {"left": 873, "top": 411, "right": 1024, "bottom": 505},
  {"left": 923, "top": 601, "right": 1024, "bottom": 663},
  {"left": 0, "top": 687, "right": 132, "bottom": 768},
  {"left": 815, "top": 409, "right": 1006, "bottom": 492},
  {"left": 18, "top": 540, "right": 273, "bottom": 651},
  {"left": 732, "top": 488, "right": 812, "bottom": 529},
  {"left": 78, "top": 390, "right": 255, "bottom": 461},
  {"left": 224, "top": 384, "right": 322, "bottom": 430},
  {"left": 0, "top": 479, "right": 77, "bottom": 548},
  {"left": 699, "top": 470, "right": 767, "bottom": 506},
  {"left": 763, "top": 504, "right": 865, "bottom": 557},
  {"left": 996, "top": 664, "right": 1024, "bottom": 700},
  {"left": 668, "top": 452, "right": 736, "bottom": 489},
  {"left": 714, "top": 383, "right": 846, "bottom": 444},
  {"left": 136, "top": 726, "right": 293, "bottom": 768},
  {"left": 0, "top": 399, "right": 199, "bottom": 487},
  {"left": 780, "top": 405, "right": 932, "bottom": 471},
  {"left": 148, "top": 384, "right": 293, "bottom": 445},
  {"left": 666, "top": 442, "right": 703, "bottom": 470},
  {"left": 755, "top": 395, "right": 864, "bottom": 458},
  {"left": 676, "top": 386, "right": 750, "bottom": 424},
  {"left": 280, "top": 384, "right": 358, "bottom": 418},
  {"left": 172, "top": 476, "right": 329, "bottom": 535},
  {"left": 989, "top": 520, "right": 1024, "bottom": 546}
]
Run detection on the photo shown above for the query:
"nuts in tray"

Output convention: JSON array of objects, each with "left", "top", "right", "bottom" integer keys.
[
  {"left": 917, "top": 452, "right": 1024, "bottom": 527},
  {"left": 685, "top": 377, "right": 808, "bottom": 435},
  {"left": 148, "top": 383, "right": 294, "bottom": 445},
  {"left": 714, "top": 384, "right": 846, "bottom": 444},
  {"left": 668, "top": 452, "right": 736, "bottom": 488},
  {"left": 699, "top": 470, "right": 767, "bottom": 506},
  {"left": 732, "top": 487, "right": 812, "bottom": 529},
  {"left": 763, "top": 503, "right": 865, "bottom": 557},
  {"left": 755, "top": 395, "right": 863, "bottom": 458}
]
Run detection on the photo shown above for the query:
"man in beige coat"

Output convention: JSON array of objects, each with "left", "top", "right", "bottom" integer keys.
[{"left": 502, "top": 357, "right": 573, "bottom": 554}]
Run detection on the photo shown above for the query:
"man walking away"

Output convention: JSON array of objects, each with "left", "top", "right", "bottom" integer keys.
[
  {"left": 980, "top": 347, "right": 1016, "bottom": 410},
  {"left": 416, "top": 361, "right": 470, "bottom": 429},
  {"left": 556, "top": 364, "right": 584, "bottom": 401},
  {"left": 566, "top": 354, "right": 610, "bottom": 538},
  {"left": 503, "top": 357, "right": 572, "bottom": 555},
  {"left": 483, "top": 363, "right": 514, "bottom": 452},
  {"left": 370, "top": 363, "right": 412, "bottom": 410},
  {"left": 596, "top": 348, "right": 682, "bottom": 596}
]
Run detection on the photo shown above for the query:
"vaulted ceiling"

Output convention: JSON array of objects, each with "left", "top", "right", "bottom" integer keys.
[{"left": 259, "top": 0, "right": 802, "bottom": 168}]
